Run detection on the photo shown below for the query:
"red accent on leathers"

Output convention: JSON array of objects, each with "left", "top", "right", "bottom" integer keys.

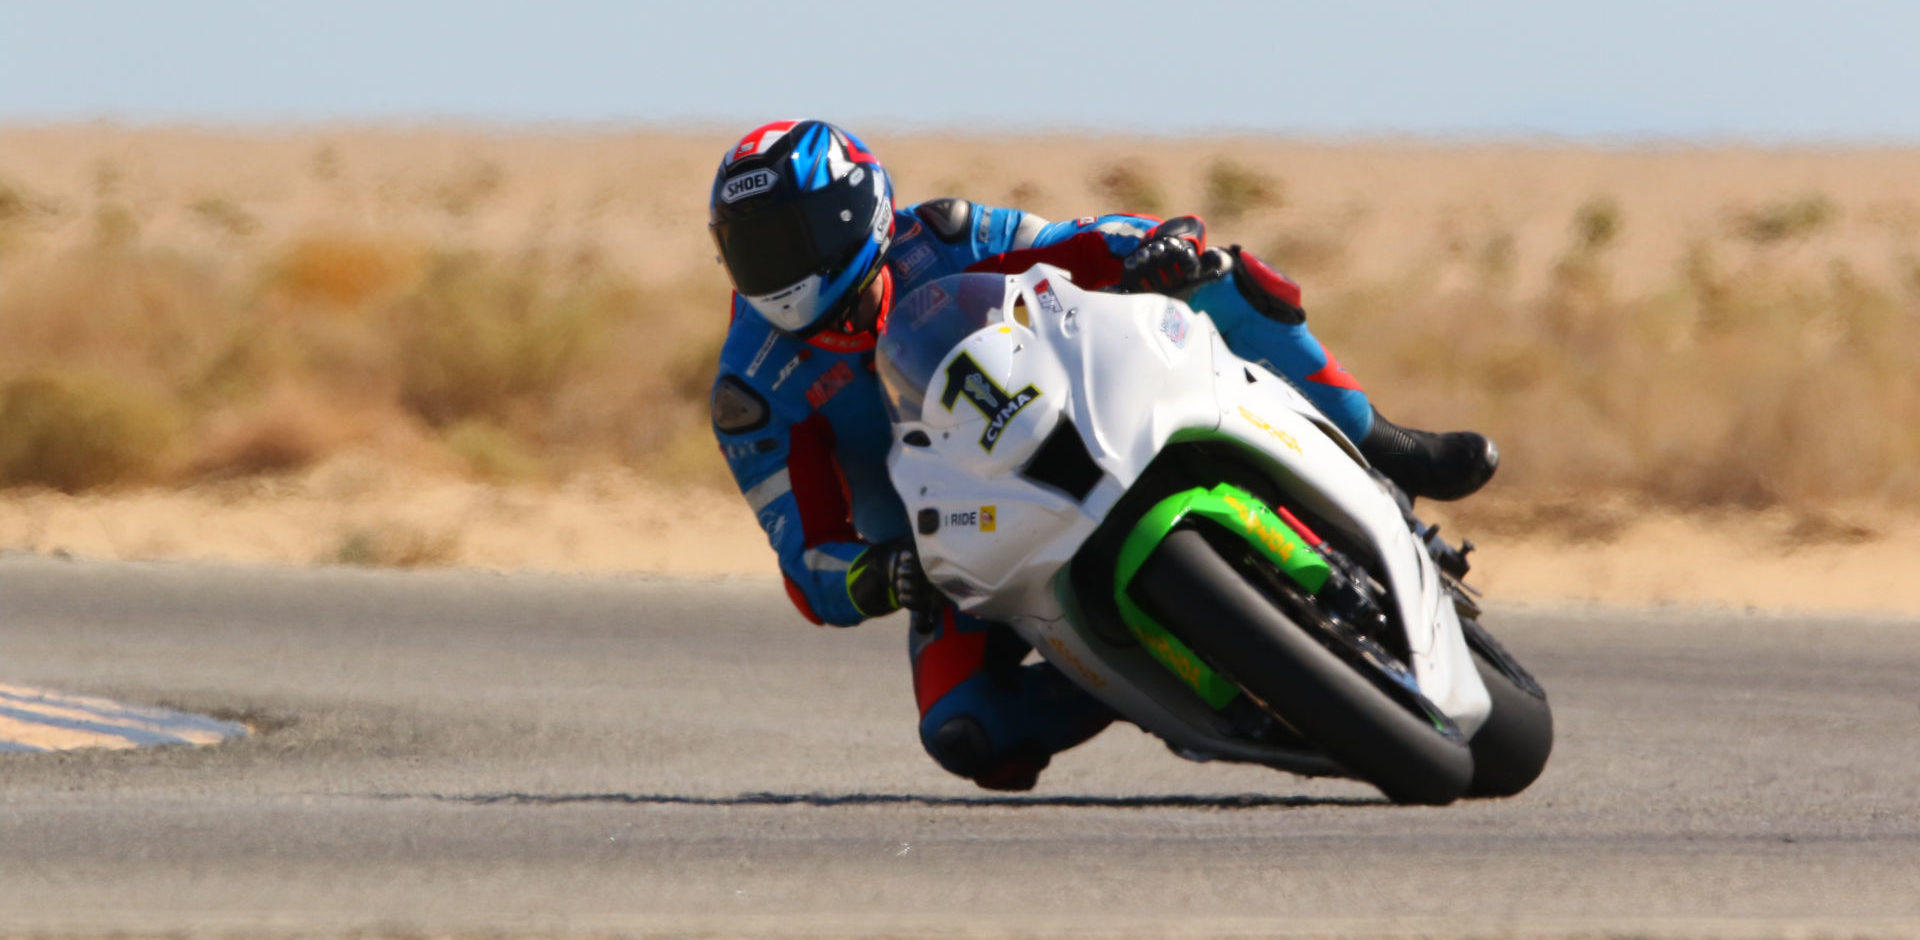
[
  {"left": 807, "top": 329, "right": 876, "bottom": 353},
  {"left": 913, "top": 606, "right": 988, "bottom": 714},
  {"left": 784, "top": 577, "right": 825, "bottom": 625},
  {"left": 1239, "top": 250, "right": 1304, "bottom": 309},
  {"left": 1305, "top": 355, "right": 1365, "bottom": 392},
  {"left": 965, "top": 231, "right": 1129, "bottom": 290},
  {"left": 787, "top": 413, "right": 858, "bottom": 548}
]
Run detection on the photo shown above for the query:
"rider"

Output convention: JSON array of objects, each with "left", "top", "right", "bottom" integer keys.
[{"left": 707, "top": 120, "right": 1497, "bottom": 791}]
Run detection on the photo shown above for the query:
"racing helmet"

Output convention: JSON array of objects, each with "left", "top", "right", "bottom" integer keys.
[{"left": 709, "top": 120, "right": 895, "bottom": 337}]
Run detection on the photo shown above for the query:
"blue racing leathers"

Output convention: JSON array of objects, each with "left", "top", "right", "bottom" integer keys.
[{"left": 709, "top": 198, "right": 1376, "bottom": 786}]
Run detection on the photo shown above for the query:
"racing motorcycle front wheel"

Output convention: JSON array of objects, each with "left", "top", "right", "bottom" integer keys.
[{"left": 1131, "top": 527, "right": 1474, "bottom": 805}]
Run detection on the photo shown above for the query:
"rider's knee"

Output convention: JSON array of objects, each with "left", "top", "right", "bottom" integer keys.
[{"left": 922, "top": 713, "right": 1048, "bottom": 792}]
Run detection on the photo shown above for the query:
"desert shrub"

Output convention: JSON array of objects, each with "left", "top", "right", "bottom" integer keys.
[
  {"left": 1202, "top": 158, "right": 1282, "bottom": 224},
  {"left": 1091, "top": 163, "right": 1166, "bottom": 217},
  {"left": 0, "top": 178, "right": 46, "bottom": 225},
  {"left": 1005, "top": 180, "right": 1044, "bottom": 208},
  {"left": 391, "top": 251, "right": 630, "bottom": 429},
  {"left": 0, "top": 244, "right": 245, "bottom": 398},
  {"left": 92, "top": 203, "right": 140, "bottom": 250},
  {"left": 443, "top": 419, "right": 543, "bottom": 482},
  {"left": 1571, "top": 196, "right": 1622, "bottom": 253},
  {"left": 331, "top": 524, "right": 460, "bottom": 568},
  {"left": 1544, "top": 197, "right": 1625, "bottom": 326},
  {"left": 1733, "top": 193, "right": 1836, "bottom": 246},
  {"left": 273, "top": 234, "right": 424, "bottom": 308},
  {"left": 1475, "top": 231, "right": 1517, "bottom": 288},
  {"left": 1263, "top": 230, "right": 1349, "bottom": 278},
  {"left": 435, "top": 160, "right": 506, "bottom": 218},
  {"left": 0, "top": 372, "right": 180, "bottom": 491},
  {"left": 666, "top": 326, "right": 727, "bottom": 401},
  {"left": 189, "top": 196, "right": 261, "bottom": 238},
  {"left": 189, "top": 386, "right": 347, "bottom": 478}
]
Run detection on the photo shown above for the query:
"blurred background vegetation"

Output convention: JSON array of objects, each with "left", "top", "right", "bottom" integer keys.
[{"left": 1, "top": 129, "right": 1917, "bottom": 536}]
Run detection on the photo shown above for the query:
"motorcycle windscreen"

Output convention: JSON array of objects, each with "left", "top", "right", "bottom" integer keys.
[{"left": 876, "top": 274, "right": 1011, "bottom": 423}]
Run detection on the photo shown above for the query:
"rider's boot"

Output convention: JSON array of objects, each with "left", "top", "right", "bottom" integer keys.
[
  {"left": 1358, "top": 407, "right": 1499, "bottom": 502},
  {"left": 1177, "top": 244, "right": 1499, "bottom": 501}
]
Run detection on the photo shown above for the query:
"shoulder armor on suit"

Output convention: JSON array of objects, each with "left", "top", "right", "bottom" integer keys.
[{"left": 913, "top": 198, "right": 972, "bottom": 244}]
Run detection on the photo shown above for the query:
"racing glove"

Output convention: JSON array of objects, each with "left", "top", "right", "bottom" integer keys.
[
  {"left": 1118, "top": 216, "right": 1210, "bottom": 294},
  {"left": 847, "top": 537, "right": 940, "bottom": 619}
]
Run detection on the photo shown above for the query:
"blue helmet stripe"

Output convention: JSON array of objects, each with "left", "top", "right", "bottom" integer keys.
[
  {"left": 792, "top": 124, "right": 832, "bottom": 192},
  {"left": 815, "top": 234, "right": 883, "bottom": 315}
]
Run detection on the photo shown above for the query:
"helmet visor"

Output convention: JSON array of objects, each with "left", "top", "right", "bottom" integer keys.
[
  {"left": 712, "top": 202, "right": 817, "bottom": 297},
  {"left": 712, "top": 169, "right": 889, "bottom": 300}
]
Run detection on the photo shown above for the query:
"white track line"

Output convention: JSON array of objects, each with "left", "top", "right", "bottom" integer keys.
[{"left": 0, "top": 684, "right": 248, "bottom": 753}]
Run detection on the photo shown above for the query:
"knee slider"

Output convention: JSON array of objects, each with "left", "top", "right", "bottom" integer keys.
[
  {"left": 1226, "top": 245, "right": 1307, "bottom": 325},
  {"left": 926, "top": 715, "right": 1049, "bottom": 790},
  {"left": 927, "top": 714, "right": 998, "bottom": 779}
]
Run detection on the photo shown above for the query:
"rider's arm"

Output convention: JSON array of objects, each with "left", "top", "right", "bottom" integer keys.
[
  {"left": 902, "top": 196, "right": 1172, "bottom": 288},
  {"left": 962, "top": 209, "right": 1174, "bottom": 288},
  {"left": 711, "top": 349, "right": 894, "bottom": 627}
]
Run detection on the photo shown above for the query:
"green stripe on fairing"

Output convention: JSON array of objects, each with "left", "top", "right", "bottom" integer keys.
[{"left": 1113, "top": 483, "right": 1333, "bottom": 710}]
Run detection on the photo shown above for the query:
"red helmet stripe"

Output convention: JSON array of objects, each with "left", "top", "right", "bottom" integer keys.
[
  {"left": 729, "top": 120, "right": 799, "bottom": 164},
  {"left": 843, "top": 133, "right": 879, "bottom": 165}
]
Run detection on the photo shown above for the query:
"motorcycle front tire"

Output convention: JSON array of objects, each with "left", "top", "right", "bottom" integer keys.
[{"left": 1133, "top": 528, "right": 1474, "bottom": 805}]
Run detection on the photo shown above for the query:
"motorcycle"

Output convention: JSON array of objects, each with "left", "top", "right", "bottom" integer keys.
[{"left": 875, "top": 264, "right": 1552, "bottom": 804}]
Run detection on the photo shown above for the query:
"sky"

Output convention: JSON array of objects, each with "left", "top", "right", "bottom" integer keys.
[{"left": 3, "top": 0, "right": 1918, "bottom": 141}]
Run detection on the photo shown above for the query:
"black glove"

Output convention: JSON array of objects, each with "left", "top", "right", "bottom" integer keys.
[
  {"left": 848, "top": 537, "right": 940, "bottom": 618},
  {"left": 1118, "top": 216, "right": 1208, "bottom": 294}
]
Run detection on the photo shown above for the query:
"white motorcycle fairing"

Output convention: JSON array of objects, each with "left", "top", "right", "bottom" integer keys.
[{"left": 884, "top": 265, "right": 1490, "bottom": 776}]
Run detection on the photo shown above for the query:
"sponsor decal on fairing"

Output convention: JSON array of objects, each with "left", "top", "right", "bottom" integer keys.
[
  {"left": 1035, "top": 279, "right": 1065, "bottom": 315},
  {"left": 1159, "top": 303, "right": 1190, "bottom": 348},
  {"left": 940, "top": 352, "right": 1040, "bottom": 453}
]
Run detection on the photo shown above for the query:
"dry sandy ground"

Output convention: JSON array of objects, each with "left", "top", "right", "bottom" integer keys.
[
  {"left": 3, "top": 454, "right": 1917, "bottom": 617},
  {"left": 7, "top": 126, "right": 1920, "bottom": 298}
]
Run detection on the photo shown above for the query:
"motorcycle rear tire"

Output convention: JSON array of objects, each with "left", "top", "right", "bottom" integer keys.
[
  {"left": 1462, "top": 620, "right": 1554, "bottom": 797},
  {"left": 1133, "top": 528, "right": 1474, "bottom": 805}
]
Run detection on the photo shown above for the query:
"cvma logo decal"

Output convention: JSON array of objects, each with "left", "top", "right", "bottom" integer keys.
[
  {"left": 941, "top": 353, "right": 1039, "bottom": 453},
  {"left": 721, "top": 168, "right": 778, "bottom": 203}
]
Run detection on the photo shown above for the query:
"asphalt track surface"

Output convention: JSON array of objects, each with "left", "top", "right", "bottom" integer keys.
[{"left": 1, "top": 555, "right": 1917, "bottom": 937}]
